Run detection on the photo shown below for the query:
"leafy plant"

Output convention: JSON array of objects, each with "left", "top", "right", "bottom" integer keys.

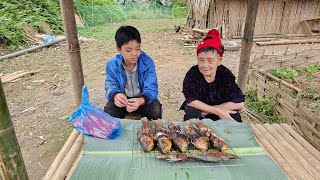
[
  {"left": 305, "top": 64, "right": 320, "bottom": 75},
  {"left": 172, "top": 4, "right": 187, "bottom": 18},
  {"left": 245, "top": 89, "right": 283, "bottom": 123},
  {"left": 271, "top": 68, "right": 298, "bottom": 79},
  {"left": 0, "top": 0, "right": 63, "bottom": 50}
]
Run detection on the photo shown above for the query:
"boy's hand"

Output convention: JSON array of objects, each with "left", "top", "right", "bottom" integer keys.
[
  {"left": 126, "top": 98, "right": 145, "bottom": 113},
  {"left": 114, "top": 93, "right": 128, "bottom": 108}
]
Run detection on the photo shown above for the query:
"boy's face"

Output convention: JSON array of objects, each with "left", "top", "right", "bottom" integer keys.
[
  {"left": 117, "top": 40, "right": 141, "bottom": 65},
  {"left": 197, "top": 50, "right": 222, "bottom": 77}
]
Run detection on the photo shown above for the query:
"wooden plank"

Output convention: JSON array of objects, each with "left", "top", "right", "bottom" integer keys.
[
  {"left": 250, "top": 124, "right": 297, "bottom": 179},
  {"left": 256, "top": 39, "right": 320, "bottom": 46},
  {"left": 281, "top": 123, "right": 320, "bottom": 161},
  {"left": 264, "top": 124, "right": 320, "bottom": 179},
  {"left": 256, "top": 124, "right": 315, "bottom": 180},
  {"left": 272, "top": 123, "right": 320, "bottom": 172}
]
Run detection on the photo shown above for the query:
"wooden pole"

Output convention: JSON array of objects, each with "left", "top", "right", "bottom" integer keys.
[
  {"left": 60, "top": 0, "right": 84, "bottom": 106},
  {"left": 0, "top": 79, "right": 29, "bottom": 180},
  {"left": 237, "top": 0, "right": 260, "bottom": 91},
  {"left": 43, "top": 0, "right": 84, "bottom": 179}
]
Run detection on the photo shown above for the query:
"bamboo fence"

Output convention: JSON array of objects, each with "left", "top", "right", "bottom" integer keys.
[
  {"left": 247, "top": 52, "right": 320, "bottom": 150},
  {"left": 204, "top": 0, "right": 320, "bottom": 38}
]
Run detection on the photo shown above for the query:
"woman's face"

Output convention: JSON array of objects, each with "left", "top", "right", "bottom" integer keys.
[
  {"left": 117, "top": 40, "right": 141, "bottom": 65},
  {"left": 197, "top": 50, "right": 222, "bottom": 77}
]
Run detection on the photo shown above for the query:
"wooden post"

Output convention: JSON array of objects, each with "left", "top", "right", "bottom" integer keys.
[
  {"left": 237, "top": 0, "right": 259, "bottom": 91},
  {"left": 0, "top": 79, "right": 29, "bottom": 180},
  {"left": 43, "top": 0, "right": 84, "bottom": 179},
  {"left": 60, "top": 0, "right": 84, "bottom": 106}
]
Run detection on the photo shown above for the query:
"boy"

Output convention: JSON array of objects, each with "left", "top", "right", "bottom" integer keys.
[
  {"left": 104, "top": 25, "right": 162, "bottom": 120},
  {"left": 181, "top": 29, "right": 244, "bottom": 122}
]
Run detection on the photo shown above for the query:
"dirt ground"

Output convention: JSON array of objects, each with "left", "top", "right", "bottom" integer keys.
[{"left": 1, "top": 27, "right": 319, "bottom": 179}]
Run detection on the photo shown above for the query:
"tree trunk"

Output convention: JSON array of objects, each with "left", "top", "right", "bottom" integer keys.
[
  {"left": 0, "top": 79, "right": 29, "bottom": 180},
  {"left": 237, "top": 0, "right": 260, "bottom": 91},
  {"left": 186, "top": 0, "right": 211, "bottom": 29}
]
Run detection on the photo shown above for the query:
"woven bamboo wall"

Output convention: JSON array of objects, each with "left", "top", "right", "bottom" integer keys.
[
  {"left": 207, "top": 0, "right": 320, "bottom": 38},
  {"left": 248, "top": 69, "right": 320, "bottom": 150},
  {"left": 251, "top": 49, "right": 320, "bottom": 70}
]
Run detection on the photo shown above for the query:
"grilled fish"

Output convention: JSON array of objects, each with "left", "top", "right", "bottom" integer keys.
[
  {"left": 185, "top": 123, "right": 209, "bottom": 151},
  {"left": 188, "top": 150, "right": 238, "bottom": 162},
  {"left": 168, "top": 121, "right": 189, "bottom": 152},
  {"left": 195, "top": 122, "right": 229, "bottom": 151},
  {"left": 155, "top": 122, "right": 172, "bottom": 154},
  {"left": 155, "top": 153, "right": 188, "bottom": 162},
  {"left": 137, "top": 121, "right": 154, "bottom": 152}
]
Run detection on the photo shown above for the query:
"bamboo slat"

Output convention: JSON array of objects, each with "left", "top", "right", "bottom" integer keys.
[
  {"left": 250, "top": 124, "right": 297, "bottom": 179},
  {"left": 272, "top": 123, "right": 320, "bottom": 172},
  {"left": 281, "top": 123, "right": 320, "bottom": 160},
  {"left": 263, "top": 124, "right": 320, "bottom": 179},
  {"left": 1, "top": 71, "right": 38, "bottom": 83},
  {"left": 255, "top": 124, "right": 315, "bottom": 180},
  {"left": 274, "top": 105, "right": 303, "bottom": 135}
]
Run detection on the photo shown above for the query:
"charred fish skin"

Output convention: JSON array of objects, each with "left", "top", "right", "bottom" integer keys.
[
  {"left": 155, "top": 153, "right": 188, "bottom": 162},
  {"left": 188, "top": 150, "right": 238, "bottom": 162},
  {"left": 168, "top": 122, "right": 189, "bottom": 153},
  {"left": 137, "top": 121, "right": 154, "bottom": 152},
  {"left": 155, "top": 122, "right": 172, "bottom": 154},
  {"left": 185, "top": 124, "right": 209, "bottom": 151},
  {"left": 195, "top": 122, "right": 229, "bottom": 151}
]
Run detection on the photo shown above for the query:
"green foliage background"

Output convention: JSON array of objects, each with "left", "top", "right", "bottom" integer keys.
[
  {"left": 0, "top": 0, "right": 187, "bottom": 50},
  {"left": 0, "top": 0, "right": 63, "bottom": 50}
]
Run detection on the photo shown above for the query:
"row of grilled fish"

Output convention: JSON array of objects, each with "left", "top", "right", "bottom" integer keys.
[{"left": 137, "top": 120, "right": 229, "bottom": 154}]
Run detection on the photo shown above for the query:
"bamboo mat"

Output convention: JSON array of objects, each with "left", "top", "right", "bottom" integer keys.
[
  {"left": 70, "top": 119, "right": 287, "bottom": 180},
  {"left": 251, "top": 123, "right": 320, "bottom": 180}
]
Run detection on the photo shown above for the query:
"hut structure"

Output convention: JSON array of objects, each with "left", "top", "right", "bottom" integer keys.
[{"left": 187, "top": 0, "right": 320, "bottom": 38}]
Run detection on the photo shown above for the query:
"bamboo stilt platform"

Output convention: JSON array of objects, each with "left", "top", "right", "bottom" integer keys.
[{"left": 251, "top": 123, "right": 320, "bottom": 180}]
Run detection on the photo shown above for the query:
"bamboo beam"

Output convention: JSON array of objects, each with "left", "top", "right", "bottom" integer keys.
[
  {"left": 43, "top": 0, "right": 85, "bottom": 179},
  {"left": 237, "top": 0, "right": 260, "bottom": 91},
  {"left": 60, "top": 0, "right": 84, "bottom": 106},
  {"left": 0, "top": 79, "right": 29, "bottom": 179},
  {"left": 0, "top": 38, "right": 66, "bottom": 61},
  {"left": 65, "top": 151, "right": 83, "bottom": 180},
  {"left": 256, "top": 39, "right": 320, "bottom": 46},
  {"left": 43, "top": 129, "right": 79, "bottom": 179},
  {"left": 250, "top": 124, "right": 297, "bottom": 179},
  {"left": 51, "top": 134, "right": 84, "bottom": 180}
]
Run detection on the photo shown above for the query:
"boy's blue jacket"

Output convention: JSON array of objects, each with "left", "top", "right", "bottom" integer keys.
[{"left": 105, "top": 51, "right": 158, "bottom": 104}]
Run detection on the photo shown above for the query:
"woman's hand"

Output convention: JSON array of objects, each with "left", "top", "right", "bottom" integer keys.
[
  {"left": 126, "top": 97, "right": 145, "bottom": 113},
  {"left": 114, "top": 93, "right": 128, "bottom": 108},
  {"left": 211, "top": 106, "right": 237, "bottom": 122}
]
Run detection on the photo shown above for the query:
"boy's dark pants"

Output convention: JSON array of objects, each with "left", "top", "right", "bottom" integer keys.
[
  {"left": 104, "top": 99, "right": 162, "bottom": 120},
  {"left": 184, "top": 106, "right": 242, "bottom": 122}
]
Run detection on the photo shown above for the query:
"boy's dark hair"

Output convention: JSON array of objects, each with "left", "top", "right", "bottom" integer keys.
[{"left": 115, "top": 26, "right": 141, "bottom": 48}]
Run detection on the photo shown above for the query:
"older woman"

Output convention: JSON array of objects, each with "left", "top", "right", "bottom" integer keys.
[{"left": 181, "top": 29, "right": 244, "bottom": 122}]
